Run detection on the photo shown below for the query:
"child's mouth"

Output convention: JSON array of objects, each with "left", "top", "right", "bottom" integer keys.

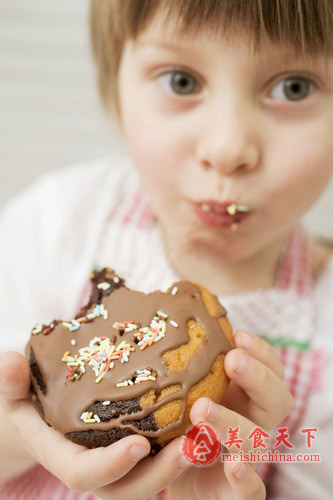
[{"left": 192, "top": 200, "right": 250, "bottom": 230}]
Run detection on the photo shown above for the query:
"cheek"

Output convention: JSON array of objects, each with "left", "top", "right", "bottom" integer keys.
[
  {"left": 289, "top": 139, "right": 332, "bottom": 196},
  {"left": 120, "top": 94, "right": 185, "bottom": 193},
  {"left": 120, "top": 104, "right": 182, "bottom": 216},
  {"left": 267, "top": 130, "right": 333, "bottom": 219}
]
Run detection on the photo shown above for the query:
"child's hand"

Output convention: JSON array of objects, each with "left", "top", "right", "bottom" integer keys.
[
  {"left": 167, "top": 331, "right": 293, "bottom": 499},
  {"left": 0, "top": 352, "right": 192, "bottom": 498},
  {"left": 222, "top": 330, "right": 293, "bottom": 428},
  {"left": 0, "top": 332, "right": 292, "bottom": 498}
]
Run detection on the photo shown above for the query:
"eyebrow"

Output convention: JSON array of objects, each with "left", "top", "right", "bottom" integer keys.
[
  {"left": 138, "top": 38, "right": 295, "bottom": 62},
  {"left": 137, "top": 39, "right": 195, "bottom": 53}
]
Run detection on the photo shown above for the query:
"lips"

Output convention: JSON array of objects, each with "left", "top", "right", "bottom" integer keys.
[{"left": 192, "top": 200, "right": 249, "bottom": 229}]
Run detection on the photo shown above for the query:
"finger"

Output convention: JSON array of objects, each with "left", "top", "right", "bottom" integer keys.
[
  {"left": 190, "top": 397, "right": 258, "bottom": 455},
  {"left": 224, "top": 461, "right": 266, "bottom": 500},
  {"left": 0, "top": 352, "right": 30, "bottom": 400},
  {"left": 232, "top": 331, "right": 285, "bottom": 380},
  {"left": 8, "top": 397, "right": 151, "bottom": 491},
  {"left": 62, "top": 435, "right": 151, "bottom": 492},
  {"left": 224, "top": 349, "right": 293, "bottom": 429},
  {"left": 96, "top": 435, "right": 192, "bottom": 500}
]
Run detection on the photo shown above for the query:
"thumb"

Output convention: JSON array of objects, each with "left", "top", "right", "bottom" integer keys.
[{"left": 0, "top": 351, "right": 31, "bottom": 401}]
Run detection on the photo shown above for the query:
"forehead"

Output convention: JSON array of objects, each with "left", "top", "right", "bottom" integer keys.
[
  {"left": 134, "top": 11, "right": 289, "bottom": 68},
  {"left": 133, "top": 7, "right": 332, "bottom": 73}
]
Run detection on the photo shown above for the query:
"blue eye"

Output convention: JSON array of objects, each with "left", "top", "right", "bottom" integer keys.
[
  {"left": 158, "top": 71, "right": 199, "bottom": 95},
  {"left": 271, "top": 76, "right": 315, "bottom": 102}
]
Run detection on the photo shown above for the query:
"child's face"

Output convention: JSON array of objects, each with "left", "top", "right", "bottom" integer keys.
[{"left": 117, "top": 14, "right": 333, "bottom": 264}]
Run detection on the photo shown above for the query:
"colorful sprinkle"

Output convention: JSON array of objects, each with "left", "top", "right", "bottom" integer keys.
[
  {"left": 113, "top": 321, "right": 139, "bottom": 334},
  {"left": 116, "top": 368, "right": 157, "bottom": 388},
  {"left": 237, "top": 204, "right": 249, "bottom": 213},
  {"left": 56, "top": 306, "right": 174, "bottom": 383},
  {"left": 95, "top": 371, "right": 106, "bottom": 384},
  {"left": 201, "top": 203, "right": 212, "bottom": 212},
  {"left": 131, "top": 311, "right": 170, "bottom": 350},
  {"left": 31, "top": 321, "right": 58, "bottom": 336},
  {"left": 116, "top": 381, "right": 127, "bottom": 388},
  {"left": 62, "top": 336, "right": 136, "bottom": 383},
  {"left": 80, "top": 411, "right": 100, "bottom": 424},
  {"left": 69, "top": 325, "right": 80, "bottom": 332},
  {"left": 226, "top": 203, "right": 237, "bottom": 215},
  {"left": 32, "top": 324, "right": 43, "bottom": 335},
  {"left": 97, "top": 282, "right": 111, "bottom": 291},
  {"left": 157, "top": 310, "right": 168, "bottom": 319},
  {"left": 171, "top": 287, "right": 179, "bottom": 296}
]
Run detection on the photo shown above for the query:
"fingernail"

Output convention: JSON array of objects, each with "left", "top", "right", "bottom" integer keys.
[
  {"left": 234, "top": 353, "right": 249, "bottom": 374},
  {"left": 206, "top": 400, "right": 220, "bottom": 423},
  {"left": 129, "top": 444, "right": 149, "bottom": 460},
  {"left": 233, "top": 463, "right": 248, "bottom": 480}
]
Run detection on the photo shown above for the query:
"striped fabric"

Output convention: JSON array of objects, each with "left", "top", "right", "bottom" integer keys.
[
  {"left": 254, "top": 224, "right": 317, "bottom": 485},
  {"left": 0, "top": 170, "right": 319, "bottom": 499}
]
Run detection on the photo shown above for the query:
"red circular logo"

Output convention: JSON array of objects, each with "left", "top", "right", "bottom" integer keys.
[{"left": 182, "top": 421, "right": 222, "bottom": 465}]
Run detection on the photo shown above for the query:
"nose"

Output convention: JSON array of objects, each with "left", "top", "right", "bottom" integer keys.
[{"left": 196, "top": 100, "right": 261, "bottom": 176}]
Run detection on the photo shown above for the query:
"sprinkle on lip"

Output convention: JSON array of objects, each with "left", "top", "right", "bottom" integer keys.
[
  {"left": 200, "top": 202, "right": 249, "bottom": 215},
  {"left": 226, "top": 204, "right": 237, "bottom": 215},
  {"left": 226, "top": 203, "right": 250, "bottom": 215},
  {"left": 237, "top": 204, "right": 249, "bottom": 213}
]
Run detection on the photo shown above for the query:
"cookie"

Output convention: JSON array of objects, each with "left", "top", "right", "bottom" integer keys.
[{"left": 26, "top": 268, "right": 234, "bottom": 452}]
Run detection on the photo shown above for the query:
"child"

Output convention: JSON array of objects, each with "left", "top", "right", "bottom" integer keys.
[{"left": 0, "top": 0, "right": 332, "bottom": 498}]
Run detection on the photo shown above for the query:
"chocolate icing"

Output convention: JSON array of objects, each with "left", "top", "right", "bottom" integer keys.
[{"left": 26, "top": 269, "right": 233, "bottom": 439}]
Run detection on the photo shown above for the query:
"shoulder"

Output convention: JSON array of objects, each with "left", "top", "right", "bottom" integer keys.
[
  {"left": 28, "top": 154, "right": 133, "bottom": 205},
  {"left": 45, "top": 154, "right": 133, "bottom": 189},
  {"left": 0, "top": 155, "right": 133, "bottom": 225},
  {"left": 0, "top": 154, "right": 136, "bottom": 275},
  {"left": 309, "top": 235, "right": 333, "bottom": 283}
]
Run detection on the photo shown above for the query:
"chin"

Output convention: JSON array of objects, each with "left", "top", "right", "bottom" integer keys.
[{"left": 185, "top": 231, "right": 237, "bottom": 261}]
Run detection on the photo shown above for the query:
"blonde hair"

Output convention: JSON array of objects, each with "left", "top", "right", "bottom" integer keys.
[{"left": 90, "top": 0, "right": 333, "bottom": 121}]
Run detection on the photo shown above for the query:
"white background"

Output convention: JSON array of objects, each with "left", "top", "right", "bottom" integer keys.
[{"left": 0, "top": 0, "right": 332, "bottom": 240}]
